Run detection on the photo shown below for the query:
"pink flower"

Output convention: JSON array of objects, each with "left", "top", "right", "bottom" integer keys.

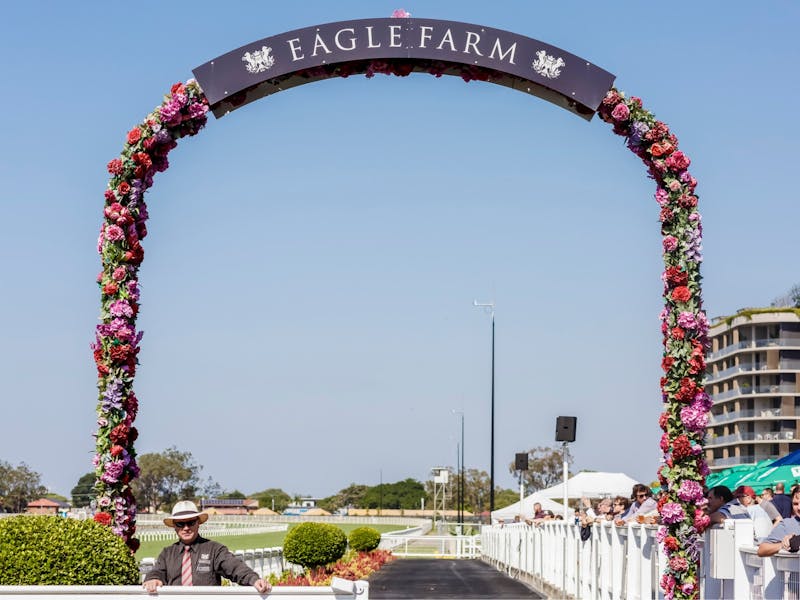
[
  {"left": 661, "top": 502, "right": 686, "bottom": 524},
  {"left": 669, "top": 555, "right": 688, "bottom": 572},
  {"left": 105, "top": 224, "right": 124, "bottom": 242},
  {"left": 666, "top": 150, "right": 691, "bottom": 171},
  {"left": 668, "top": 180, "right": 682, "bottom": 192},
  {"left": 109, "top": 299, "right": 133, "bottom": 318},
  {"left": 611, "top": 103, "right": 630, "bottom": 122},
  {"left": 677, "top": 480, "right": 704, "bottom": 503},
  {"left": 112, "top": 267, "right": 127, "bottom": 282},
  {"left": 663, "top": 236, "right": 678, "bottom": 252},
  {"left": 391, "top": 8, "right": 411, "bottom": 17},
  {"left": 655, "top": 188, "right": 669, "bottom": 207}
]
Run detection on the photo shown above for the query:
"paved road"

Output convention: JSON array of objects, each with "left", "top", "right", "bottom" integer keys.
[{"left": 368, "top": 559, "right": 544, "bottom": 599}]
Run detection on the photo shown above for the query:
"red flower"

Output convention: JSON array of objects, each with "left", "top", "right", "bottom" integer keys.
[
  {"left": 110, "top": 423, "right": 130, "bottom": 444},
  {"left": 102, "top": 282, "right": 119, "bottom": 296},
  {"left": 658, "top": 411, "right": 670, "bottom": 430},
  {"left": 117, "top": 182, "right": 130, "bottom": 196},
  {"left": 650, "top": 142, "right": 672, "bottom": 157},
  {"left": 107, "top": 158, "right": 124, "bottom": 175},
  {"left": 93, "top": 512, "right": 112, "bottom": 526},
  {"left": 671, "top": 286, "right": 692, "bottom": 303},
  {"left": 664, "top": 536, "right": 680, "bottom": 552},
  {"left": 665, "top": 150, "right": 691, "bottom": 171},
  {"left": 671, "top": 327, "right": 685, "bottom": 340},
  {"left": 665, "top": 266, "right": 688, "bottom": 287},
  {"left": 660, "top": 433, "right": 670, "bottom": 452},
  {"left": 676, "top": 378, "right": 698, "bottom": 403},
  {"left": 127, "top": 128, "right": 142, "bottom": 145},
  {"left": 661, "top": 356, "right": 675, "bottom": 372},
  {"left": 110, "top": 445, "right": 125, "bottom": 457},
  {"left": 109, "top": 344, "right": 132, "bottom": 363},
  {"left": 672, "top": 434, "right": 692, "bottom": 459},
  {"left": 659, "top": 207, "right": 674, "bottom": 223},
  {"left": 171, "top": 82, "right": 186, "bottom": 96}
]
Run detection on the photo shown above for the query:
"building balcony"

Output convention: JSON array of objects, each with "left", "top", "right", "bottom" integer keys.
[
  {"left": 708, "top": 337, "right": 800, "bottom": 361},
  {"left": 709, "top": 384, "right": 797, "bottom": 402},
  {"left": 706, "top": 360, "right": 800, "bottom": 384},
  {"left": 708, "top": 408, "right": 788, "bottom": 424},
  {"left": 705, "top": 430, "right": 795, "bottom": 447}
]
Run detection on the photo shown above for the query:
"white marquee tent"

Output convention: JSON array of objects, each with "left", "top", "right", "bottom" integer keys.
[
  {"left": 537, "top": 471, "right": 639, "bottom": 499},
  {"left": 490, "top": 492, "right": 573, "bottom": 523}
]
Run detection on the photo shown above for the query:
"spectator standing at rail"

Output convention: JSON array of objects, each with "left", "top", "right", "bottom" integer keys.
[{"left": 771, "top": 482, "right": 792, "bottom": 518}]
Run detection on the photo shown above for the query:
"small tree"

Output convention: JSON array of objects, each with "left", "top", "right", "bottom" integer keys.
[
  {"left": 348, "top": 527, "right": 382, "bottom": 552},
  {"left": 283, "top": 523, "right": 347, "bottom": 569},
  {"left": 71, "top": 472, "right": 96, "bottom": 508}
]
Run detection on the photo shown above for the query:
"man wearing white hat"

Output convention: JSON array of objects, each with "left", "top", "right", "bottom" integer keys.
[{"left": 143, "top": 500, "right": 271, "bottom": 594}]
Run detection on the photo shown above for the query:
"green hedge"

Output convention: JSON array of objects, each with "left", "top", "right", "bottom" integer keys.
[
  {"left": 347, "top": 526, "right": 382, "bottom": 552},
  {"left": 0, "top": 516, "right": 139, "bottom": 585},
  {"left": 282, "top": 522, "right": 347, "bottom": 568}
]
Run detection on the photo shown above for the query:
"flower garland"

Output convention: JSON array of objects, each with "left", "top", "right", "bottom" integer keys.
[
  {"left": 598, "top": 89, "right": 708, "bottom": 600},
  {"left": 92, "top": 80, "right": 209, "bottom": 551},
  {"left": 92, "top": 74, "right": 706, "bottom": 588}
]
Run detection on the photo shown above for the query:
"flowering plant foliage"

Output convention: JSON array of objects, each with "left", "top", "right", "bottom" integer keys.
[
  {"left": 598, "top": 89, "right": 707, "bottom": 600},
  {"left": 92, "top": 80, "right": 209, "bottom": 550},
  {"left": 272, "top": 550, "right": 395, "bottom": 586}
]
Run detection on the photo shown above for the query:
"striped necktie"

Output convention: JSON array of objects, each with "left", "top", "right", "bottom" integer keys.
[{"left": 181, "top": 545, "right": 193, "bottom": 586}]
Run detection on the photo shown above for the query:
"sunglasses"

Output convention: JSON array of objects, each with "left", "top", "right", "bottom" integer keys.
[
  {"left": 174, "top": 519, "right": 198, "bottom": 529},
  {"left": 636, "top": 493, "right": 648, "bottom": 498}
]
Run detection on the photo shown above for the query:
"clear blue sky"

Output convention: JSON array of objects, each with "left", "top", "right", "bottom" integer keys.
[{"left": 1, "top": 1, "right": 797, "bottom": 500}]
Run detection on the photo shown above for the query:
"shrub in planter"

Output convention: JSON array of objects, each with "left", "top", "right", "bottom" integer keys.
[
  {"left": 282, "top": 522, "right": 347, "bottom": 569},
  {"left": 0, "top": 515, "right": 140, "bottom": 585},
  {"left": 348, "top": 527, "right": 381, "bottom": 552}
]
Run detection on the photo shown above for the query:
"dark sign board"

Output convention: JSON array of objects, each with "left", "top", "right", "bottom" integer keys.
[{"left": 193, "top": 18, "right": 615, "bottom": 120}]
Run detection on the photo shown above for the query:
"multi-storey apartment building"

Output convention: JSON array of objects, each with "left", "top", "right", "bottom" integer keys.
[{"left": 705, "top": 309, "right": 800, "bottom": 471}]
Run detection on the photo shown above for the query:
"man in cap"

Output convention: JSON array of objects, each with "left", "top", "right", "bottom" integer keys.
[
  {"left": 143, "top": 500, "right": 271, "bottom": 594},
  {"left": 734, "top": 485, "right": 772, "bottom": 542}
]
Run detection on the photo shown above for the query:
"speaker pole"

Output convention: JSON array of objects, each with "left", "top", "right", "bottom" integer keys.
[{"left": 562, "top": 441, "right": 568, "bottom": 520}]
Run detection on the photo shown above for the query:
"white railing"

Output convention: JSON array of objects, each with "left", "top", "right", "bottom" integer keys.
[
  {"left": 480, "top": 518, "right": 800, "bottom": 599},
  {"left": 0, "top": 578, "right": 367, "bottom": 599},
  {"left": 379, "top": 534, "right": 480, "bottom": 558},
  {"left": 136, "top": 524, "right": 287, "bottom": 543}
]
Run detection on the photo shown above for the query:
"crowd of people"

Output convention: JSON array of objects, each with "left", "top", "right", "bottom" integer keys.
[{"left": 520, "top": 480, "right": 800, "bottom": 554}]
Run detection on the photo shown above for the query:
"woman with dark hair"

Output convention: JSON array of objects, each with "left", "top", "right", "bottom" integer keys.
[{"left": 610, "top": 496, "right": 630, "bottom": 522}]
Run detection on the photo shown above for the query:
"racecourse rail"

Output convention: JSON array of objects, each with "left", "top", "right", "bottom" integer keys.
[{"left": 5, "top": 514, "right": 800, "bottom": 597}]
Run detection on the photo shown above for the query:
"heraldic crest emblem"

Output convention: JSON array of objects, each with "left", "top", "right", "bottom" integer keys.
[
  {"left": 532, "top": 50, "right": 565, "bottom": 79},
  {"left": 242, "top": 46, "right": 275, "bottom": 74}
]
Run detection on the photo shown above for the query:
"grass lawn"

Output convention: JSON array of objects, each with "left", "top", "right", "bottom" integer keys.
[{"left": 136, "top": 523, "right": 408, "bottom": 561}]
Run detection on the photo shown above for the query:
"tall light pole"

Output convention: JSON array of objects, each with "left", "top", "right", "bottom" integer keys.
[
  {"left": 473, "top": 300, "right": 495, "bottom": 513},
  {"left": 453, "top": 409, "right": 465, "bottom": 529}
]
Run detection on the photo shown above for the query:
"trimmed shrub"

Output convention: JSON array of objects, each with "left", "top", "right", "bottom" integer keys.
[
  {"left": 282, "top": 522, "right": 347, "bottom": 569},
  {"left": 348, "top": 527, "right": 381, "bottom": 552},
  {"left": 0, "top": 515, "right": 139, "bottom": 584}
]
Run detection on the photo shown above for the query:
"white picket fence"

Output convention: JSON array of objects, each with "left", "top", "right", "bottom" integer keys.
[
  {"left": 481, "top": 519, "right": 800, "bottom": 599},
  {"left": 136, "top": 523, "right": 287, "bottom": 543}
]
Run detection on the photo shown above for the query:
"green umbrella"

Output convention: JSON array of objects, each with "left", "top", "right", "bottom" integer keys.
[
  {"left": 706, "top": 464, "right": 758, "bottom": 489},
  {"left": 731, "top": 461, "right": 800, "bottom": 494}
]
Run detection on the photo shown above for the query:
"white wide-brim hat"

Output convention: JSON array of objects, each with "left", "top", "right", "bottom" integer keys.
[{"left": 163, "top": 500, "right": 209, "bottom": 527}]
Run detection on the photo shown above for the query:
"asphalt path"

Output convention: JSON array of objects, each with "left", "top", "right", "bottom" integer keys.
[{"left": 368, "top": 559, "right": 544, "bottom": 599}]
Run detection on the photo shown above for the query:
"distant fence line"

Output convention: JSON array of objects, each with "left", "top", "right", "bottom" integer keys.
[{"left": 137, "top": 524, "right": 288, "bottom": 542}]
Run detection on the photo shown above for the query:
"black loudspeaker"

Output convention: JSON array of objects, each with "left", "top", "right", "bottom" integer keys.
[
  {"left": 515, "top": 453, "right": 529, "bottom": 471},
  {"left": 555, "top": 416, "right": 577, "bottom": 442}
]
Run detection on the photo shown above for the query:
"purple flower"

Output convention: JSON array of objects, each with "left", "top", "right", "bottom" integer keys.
[
  {"left": 101, "top": 378, "right": 124, "bottom": 412},
  {"left": 686, "top": 227, "right": 703, "bottom": 262},
  {"left": 101, "top": 460, "right": 124, "bottom": 483},
  {"left": 661, "top": 502, "right": 686, "bottom": 524},
  {"left": 188, "top": 102, "right": 208, "bottom": 119}
]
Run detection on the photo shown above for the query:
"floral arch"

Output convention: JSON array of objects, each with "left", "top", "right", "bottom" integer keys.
[{"left": 91, "top": 15, "right": 708, "bottom": 600}]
